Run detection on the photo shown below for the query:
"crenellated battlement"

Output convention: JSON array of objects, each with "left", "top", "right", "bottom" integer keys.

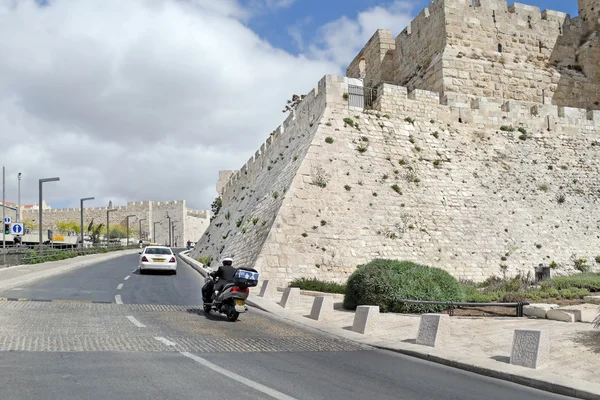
[
  {"left": 348, "top": 0, "right": 600, "bottom": 112},
  {"left": 220, "top": 79, "right": 327, "bottom": 200}
]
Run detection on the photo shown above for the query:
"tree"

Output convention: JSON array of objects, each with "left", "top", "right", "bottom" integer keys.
[
  {"left": 282, "top": 94, "right": 306, "bottom": 113},
  {"left": 210, "top": 197, "right": 222, "bottom": 222},
  {"left": 56, "top": 221, "right": 80, "bottom": 234},
  {"left": 87, "top": 219, "right": 105, "bottom": 244}
]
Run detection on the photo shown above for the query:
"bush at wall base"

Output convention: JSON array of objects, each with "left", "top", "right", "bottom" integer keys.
[{"left": 343, "top": 259, "right": 464, "bottom": 313}]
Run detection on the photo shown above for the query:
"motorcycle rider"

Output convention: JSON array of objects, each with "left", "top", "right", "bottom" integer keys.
[{"left": 202, "top": 257, "right": 236, "bottom": 302}]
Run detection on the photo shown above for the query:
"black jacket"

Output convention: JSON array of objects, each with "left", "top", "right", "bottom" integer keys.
[{"left": 210, "top": 264, "right": 236, "bottom": 285}]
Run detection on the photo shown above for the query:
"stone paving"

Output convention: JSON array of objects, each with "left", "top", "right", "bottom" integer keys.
[
  {"left": 249, "top": 289, "right": 600, "bottom": 395},
  {"left": 0, "top": 301, "right": 365, "bottom": 353}
]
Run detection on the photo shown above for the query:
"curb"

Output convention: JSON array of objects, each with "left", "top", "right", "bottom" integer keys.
[{"left": 177, "top": 251, "right": 210, "bottom": 278}]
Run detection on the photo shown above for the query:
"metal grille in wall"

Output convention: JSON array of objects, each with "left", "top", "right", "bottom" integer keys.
[{"left": 348, "top": 85, "right": 377, "bottom": 109}]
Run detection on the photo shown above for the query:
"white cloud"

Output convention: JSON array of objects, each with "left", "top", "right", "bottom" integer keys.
[
  {"left": 0, "top": 0, "right": 413, "bottom": 214},
  {"left": 307, "top": 1, "right": 414, "bottom": 67}
]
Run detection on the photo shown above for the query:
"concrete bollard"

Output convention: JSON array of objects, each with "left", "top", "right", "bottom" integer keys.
[
  {"left": 416, "top": 314, "right": 450, "bottom": 347},
  {"left": 258, "top": 280, "right": 276, "bottom": 298},
  {"left": 309, "top": 296, "right": 334, "bottom": 321},
  {"left": 352, "top": 305, "right": 379, "bottom": 334},
  {"left": 280, "top": 287, "right": 300, "bottom": 308},
  {"left": 510, "top": 329, "right": 549, "bottom": 369}
]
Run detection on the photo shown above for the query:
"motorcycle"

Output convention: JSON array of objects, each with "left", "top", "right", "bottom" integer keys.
[{"left": 203, "top": 267, "right": 259, "bottom": 322}]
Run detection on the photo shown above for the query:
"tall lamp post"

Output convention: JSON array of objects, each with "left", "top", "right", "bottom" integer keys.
[
  {"left": 106, "top": 208, "right": 116, "bottom": 246},
  {"left": 125, "top": 214, "right": 135, "bottom": 248},
  {"left": 166, "top": 213, "right": 171, "bottom": 246},
  {"left": 153, "top": 221, "right": 159, "bottom": 243},
  {"left": 138, "top": 218, "right": 146, "bottom": 243},
  {"left": 17, "top": 173, "right": 21, "bottom": 223},
  {"left": 80, "top": 197, "right": 94, "bottom": 249},
  {"left": 39, "top": 177, "right": 60, "bottom": 252},
  {"left": 171, "top": 222, "right": 176, "bottom": 248}
]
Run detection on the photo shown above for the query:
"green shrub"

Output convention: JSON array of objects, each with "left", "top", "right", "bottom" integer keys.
[
  {"left": 288, "top": 277, "right": 346, "bottom": 294},
  {"left": 540, "top": 273, "right": 600, "bottom": 292},
  {"left": 198, "top": 256, "right": 212, "bottom": 266},
  {"left": 343, "top": 259, "right": 464, "bottom": 313}
]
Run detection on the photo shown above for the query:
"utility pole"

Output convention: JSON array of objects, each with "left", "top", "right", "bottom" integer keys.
[
  {"left": 153, "top": 221, "right": 159, "bottom": 243},
  {"left": 17, "top": 172, "right": 21, "bottom": 223},
  {"left": 2, "top": 166, "right": 5, "bottom": 265},
  {"left": 106, "top": 208, "right": 116, "bottom": 246},
  {"left": 38, "top": 177, "right": 60, "bottom": 253},
  {"left": 139, "top": 218, "right": 146, "bottom": 242},
  {"left": 125, "top": 215, "right": 135, "bottom": 248},
  {"left": 165, "top": 212, "right": 171, "bottom": 246}
]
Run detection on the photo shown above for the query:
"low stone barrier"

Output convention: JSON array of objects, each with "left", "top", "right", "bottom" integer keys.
[
  {"left": 258, "top": 280, "right": 276, "bottom": 298},
  {"left": 309, "top": 296, "right": 334, "bottom": 321},
  {"left": 546, "top": 309, "right": 576, "bottom": 323},
  {"left": 510, "top": 329, "right": 549, "bottom": 369},
  {"left": 416, "top": 314, "right": 450, "bottom": 347},
  {"left": 352, "top": 305, "right": 379, "bottom": 334},
  {"left": 523, "top": 303, "right": 559, "bottom": 319},
  {"left": 280, "top": 287, "right": 300, "bottom": 309}
]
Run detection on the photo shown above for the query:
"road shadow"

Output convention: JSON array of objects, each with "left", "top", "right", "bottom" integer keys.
[
  {"left": 186, "top": 307, "right": 227, "bottom": 322},
  {"left": 402, "top": 338, "right": 416, "bottom": 344},
  {"left": 571, "top": 330, "right": 600, "bottom": 354},
  {"left": 491, "top": 355, "right": 510, "bottom": 364}
]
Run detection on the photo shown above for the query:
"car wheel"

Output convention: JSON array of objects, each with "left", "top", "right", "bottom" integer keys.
[{"left": 139, "top": 269, "right": 144, "bottom": 275}]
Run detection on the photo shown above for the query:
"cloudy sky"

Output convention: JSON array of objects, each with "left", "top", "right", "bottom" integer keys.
[{"left": 0, "top": 0, "right": 576, "bottom": 211}]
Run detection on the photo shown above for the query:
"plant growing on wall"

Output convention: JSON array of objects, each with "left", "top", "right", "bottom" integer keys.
[
  {"left": 210, "top": 197, "right": 222, "bottom": 222},
  {"left": 312, "top": 167, "right": 329, "bottom": 188},
  {"left": 282, "top": 94, "right": 306, "bottom": 113}
]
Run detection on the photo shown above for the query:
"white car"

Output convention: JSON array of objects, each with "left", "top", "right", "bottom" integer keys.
[{"left": 139, "top": 246, "right": 177, "bottom": 275}]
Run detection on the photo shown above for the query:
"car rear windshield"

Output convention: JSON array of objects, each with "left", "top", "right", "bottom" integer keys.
[{"left": 145, "top": 248, "right": 172, "bottom": 255}]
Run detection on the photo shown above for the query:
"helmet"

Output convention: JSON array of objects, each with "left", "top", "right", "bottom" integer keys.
[{"left": 222, "top": 257, "right": 233, "bottom": 266}]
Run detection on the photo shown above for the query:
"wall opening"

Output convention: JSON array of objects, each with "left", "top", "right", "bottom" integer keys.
[{"left": 498, "top": 43, "right": 503, "bottom": 53}]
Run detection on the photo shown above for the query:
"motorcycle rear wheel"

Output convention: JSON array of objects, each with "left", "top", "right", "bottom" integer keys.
[
  {"left": 226, "top": 309, "right": 239, "bottom": 322},
  {"left": 203, "top": 304, "right": 211, "bottom": 313}
]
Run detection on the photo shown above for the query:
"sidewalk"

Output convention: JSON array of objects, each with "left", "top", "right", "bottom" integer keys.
[
  {"left": 177, "top": 252, "right": 600, "bottom": 400},
  {"left": 0, "top": 249, "right": 139, "bottom": 291}
]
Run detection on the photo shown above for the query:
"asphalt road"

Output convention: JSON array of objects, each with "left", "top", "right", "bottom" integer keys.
[{"left": 0, "top": 252, "right": 579, "bottom": 400}]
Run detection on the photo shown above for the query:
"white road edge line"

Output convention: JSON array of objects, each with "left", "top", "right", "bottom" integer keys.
[
  {"left": 115, "top": 295, "right": 123, "bottom": 304},
  {"left": 126, "top": 316, "right": 146, "bottom": 328},
  {"left": 179, "top": 352, "right": 298, "bottom": 400},
  {"left": 117, "top": 284, "right": 123, "bottom": 290},
  {"left": 124, "top": 275, "right": 130, "bottom": 281},
  {"left": 154, "top": 337, "right": 177, "bottom": 346}
]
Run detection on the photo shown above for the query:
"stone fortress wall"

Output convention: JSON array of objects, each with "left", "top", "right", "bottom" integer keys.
[
  {"left": 192, "top": 71, "right": 599, "bottom": 284},
  {"left": 347, "top": 0, "right": 600, "bottom": 111},
  {"left": 191, "top": 0, "right": 600, "bottom": 285},
  {"left": 22, "top": 200, "right": 210, "bottom": 245}
]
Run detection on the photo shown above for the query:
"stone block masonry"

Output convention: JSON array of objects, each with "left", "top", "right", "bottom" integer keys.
[
  {"left": 191, "top": 72, "right": 600, "bottom": 286},
  {"left": 22, "top": 200, "right": 210, "bottom": 245},
  {"left": 347, "top": 0, "right": 600, "bottom": 111}
]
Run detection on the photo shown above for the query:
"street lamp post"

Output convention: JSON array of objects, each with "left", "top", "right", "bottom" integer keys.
[
  {"left": 39, "top": 177, "right": 60, "bottom": 252},
  {"left": 80, "top": 197, "right": 94, "bottom": 249},
  {"left": 153, "top": 221, "right": 159, "bottom": 243},
  {"left": 138, "top": 218, "right": 146, "bottom": 243},
  {"left": 106, "top": 209, "right": 116, "bottom": 246},
  {"left": 125, "top": 214, "right": 135, "bottom": 248},
  {"left": 166, "top": 213, "right": 171, "bottom": 246},
  {"left": 171, "top": 222, "right": 176, "bottom": 248},
  {"left": 17, "top": 173, "right": 21, "bottom": 223}
]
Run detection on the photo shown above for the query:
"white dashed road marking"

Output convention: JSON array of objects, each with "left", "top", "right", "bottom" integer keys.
[
  {"left": 124, "top": 275, "right": 130, "bottom": 280},
  {"left": 117, "top": 284, "right": 123, "bottom": 290},
  {"left": 180, "top": 352, "right": 299, "bottom": 400},
  {"left": 154, "top": 337, "right": 177, "bottom": 346},
  {"left": 126, "top": 316, "right": 146, "bottom": 328},
  {"left": 115, "top": 295, "right": 123, "bottom": 304}
]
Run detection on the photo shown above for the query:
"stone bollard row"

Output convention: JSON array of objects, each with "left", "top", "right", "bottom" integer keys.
[{"left": 309, "top": 296, "right": 334, "bottom": 321}]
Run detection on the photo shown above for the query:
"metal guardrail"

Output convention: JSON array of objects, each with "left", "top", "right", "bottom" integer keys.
[
  {"left": 397, "top": 299, "right": 530, "bottom": 317},
  {"left": 0, "top": 244, "right": 138, "bottom": 266}
]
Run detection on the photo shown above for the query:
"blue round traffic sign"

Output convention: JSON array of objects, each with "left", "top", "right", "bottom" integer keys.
[
  {"left": 3, "top": 217, "right": 11, "bottom": 224},
  {"left": 11, "top": 224, "right": 22, "bottom": 234}
]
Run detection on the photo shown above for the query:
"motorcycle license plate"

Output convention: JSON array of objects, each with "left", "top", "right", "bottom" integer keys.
[{"left": 234, "top": 299, "right": 246, "bottom": 313}]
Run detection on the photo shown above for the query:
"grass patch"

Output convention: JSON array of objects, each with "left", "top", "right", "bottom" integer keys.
[{"left": 289, "top": 278, "right": 346, "bottom": 294}]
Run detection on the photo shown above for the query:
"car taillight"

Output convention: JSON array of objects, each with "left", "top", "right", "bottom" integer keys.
[
  {"left": 141, "top": 256, "right": 148, "bottom": 262},
  {"left": 231, "top": 287, "right": 249, "bottom": 294},
  {"left": 169, "top": 257, "right": 176, "bottom": 263}
]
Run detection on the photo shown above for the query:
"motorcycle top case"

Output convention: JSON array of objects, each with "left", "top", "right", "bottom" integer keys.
[{"left": 233, "top": 268, "right": 260, "bottom": 287}]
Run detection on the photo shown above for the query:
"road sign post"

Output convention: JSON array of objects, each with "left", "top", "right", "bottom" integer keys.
[{"left": 10, "top": 223, "right": 23, "bottom": 236}]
